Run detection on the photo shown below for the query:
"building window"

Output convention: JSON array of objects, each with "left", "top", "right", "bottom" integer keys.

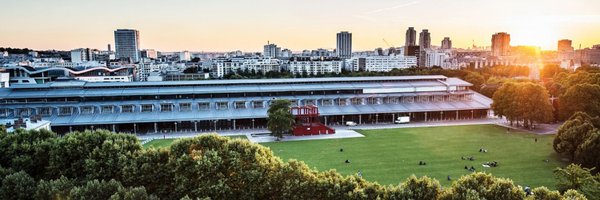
[
  {"left": 303, "top": 99, "right": 315, "bottom": 106},
  {"left": 252, "top": 101, "right": 264, "bottom": 108},
  {"left": 141, "top": 104, "right": 154, "bottom": 112},
  {"left": 179, "top": 103, "right": 192, "bottom": 112},
  {"left": 58, "top": 107, "right": 73, "bottom": 116},
  {"left": 290, "top": 100, "right": 299, "bottom": 107},
  {"left": 351, "top": 98, "right": 363, "bottom": 105},
  {"left": 198, "top": 102, "right": 210, "bottom": 110},
  {"left": 160, "top": 104, "right": 173, "bottom": 112},
  {"left": 0, "top": 109, "right": 10, "bottom": 117},
  {"left": 80, "top": 106, "right": 94, "bottom": 114},
  {"left": 216, "top": 102, "right": 228, "bottom": 110},
  {"left": 16, "top": 108, "right": 31, "bottom": 117},
  {"left": 336, "top": 98, "right": 347, "bottom": 106},
  {"left": 121, "top": 105, "right": 134, "bottom": 113},
  {"left": 321, "top": 99, "right": 333, "bottom": 106},
  {"left": 366, "top": 97, "right": 378, "bottom": 105},
  {"left": 101, "top": 105, "right": 114, "bottom": 114},
  {"left": 235, "top": 101, "right": 246, "bottom": 109},
  {"left": 38, "top": 107, "right": 52, "bottom": 116}
]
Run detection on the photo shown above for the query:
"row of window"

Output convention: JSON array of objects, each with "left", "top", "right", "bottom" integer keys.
[{"left": 0, "top": 94, "right": 473, "bottom": 117}]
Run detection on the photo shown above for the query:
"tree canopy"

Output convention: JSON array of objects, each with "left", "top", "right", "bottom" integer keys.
[
  {"left": 0, "top": 127, "right": 588, "bottom": 199},
  {"left": 492, "top": 82, "right": 553, "bottom": 128}
]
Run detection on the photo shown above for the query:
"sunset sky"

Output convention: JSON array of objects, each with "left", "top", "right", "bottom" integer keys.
[{"left": 1, "top": 0, "right": 599, "bottom": 52}]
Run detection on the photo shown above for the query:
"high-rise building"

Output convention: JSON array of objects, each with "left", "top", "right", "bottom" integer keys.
[
  {"left": 419, "top": 29, "right": 431, "bottom": 50},
  {"left": 557, "top": 39, "right": 574, "bottom": 61},
  {"left": 70, "top": 48, "right": 93, "bottom": 63},
  {"left": 263, "top": 43, "right": 281, "bottom": 58},
  {"left": 405, "top": 27, "right": 417, "bottom": 47},
  {"left": 441, "top": 37, "right": 452, "bottom": 49},
  {"left": 491, "top": 32, "right": 511, "bottom": 57},
  {"left": 114, "top": 29, "right": 140, "bottom": 62},
  {"left": 336, "top": 31, "right": 352, "bottom": 59}
]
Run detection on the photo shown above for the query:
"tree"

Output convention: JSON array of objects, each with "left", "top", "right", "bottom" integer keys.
[
  {"left": 554, "top": 112, "right": 600, "bottom": 163},
  {"left": 492, "top": 82, "right": 553, "bottom": 128},
  {"left": 0, "top": 171, "right": 37, "bottom": 200},
  {"left": 438, "top": 172, "right": 524, "bottom": 200},
  {"left": 183, "top": 67, "right": 199, "bottom": 74},
  {"left": 267, "top": 109, "right": 295, "bottom": 139},
  {"left": 69, "top": 179, "right": 124, "bottom": 200},
  {"left": 554, "top": 164, "right": 600, "bottom": 200},
  {"left": 463, "top": 72, "right": 485, "bottom": 91},
  {"left": 35, "top": 176, "right": 76, "bottom": 200},
  {"left": 559, "top": 83, "right": 600, "bottom": 120}
]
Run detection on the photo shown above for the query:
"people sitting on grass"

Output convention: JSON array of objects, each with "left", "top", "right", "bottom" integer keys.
[
  {"left": 447, "top": 175, "right": 451, "bottom": 181},
  {"left": 469, "top": 166, "right": 476, "bottom": 172},
  {"left": 340, "top": 148, "right": 344, "bottom": 152},
  {"left": 482, "top": 161, "right": 498, "bottom": 167},
  {"left": 479, "top": 148, "right": 488, "bottom": 153},
  {"left": 345, "top": 159, "right": 350, "bottom": 163},
  {"left": 418, "top": 161, "right": 427, "bottom": 165}
]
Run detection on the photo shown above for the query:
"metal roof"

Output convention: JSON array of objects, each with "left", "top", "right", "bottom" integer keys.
[
  {"left": 28, "top": 92, "right": 491, "bottom": 126},
  {"left": 0, "top": 76, "right": 473, "bottom": 99}
]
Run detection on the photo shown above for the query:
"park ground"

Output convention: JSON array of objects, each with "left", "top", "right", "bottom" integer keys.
[{"left": 143, "top": 124, "right": 564, "bottom": 188}]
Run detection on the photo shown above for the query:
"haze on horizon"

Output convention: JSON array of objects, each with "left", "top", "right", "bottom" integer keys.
[{"left": 1, "top": 0, "right": 599, "bottom": 52}]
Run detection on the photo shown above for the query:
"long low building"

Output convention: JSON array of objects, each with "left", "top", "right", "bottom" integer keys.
[{"left": 0, "top": 75, "right": 492, "bottom": 134}]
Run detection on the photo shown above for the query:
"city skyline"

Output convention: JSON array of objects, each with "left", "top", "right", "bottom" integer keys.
[{"left": 1, "top": 0, "right": 599, "bottom": 52}]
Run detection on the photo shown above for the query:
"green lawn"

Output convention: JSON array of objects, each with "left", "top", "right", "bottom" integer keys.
[
  {"left": 263, "top": 125, "right": 564, "bottom": 188},
  {"left": 142, "top": 135, "right": 247, "bottom": 149}
]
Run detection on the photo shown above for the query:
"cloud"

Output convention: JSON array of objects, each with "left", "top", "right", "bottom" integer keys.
[{"left": 365, "top": 1, "right": 420, "bottom": 15}]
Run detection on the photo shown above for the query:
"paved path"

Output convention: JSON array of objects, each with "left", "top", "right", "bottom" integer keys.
[{"left": 137, "top": 118, "right": 560, "bottom": 144}]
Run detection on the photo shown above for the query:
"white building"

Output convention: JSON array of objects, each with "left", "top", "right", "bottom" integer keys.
[
  {"left": 179, "top": 51, "right": 191, "bottom": 61},
  {"left": 74, "top": 76, "right": 133, "bottom": 82},
  {"left": 351, "top": 56, "right": 417, "bottom": 72},
  {"left": 141, "top": 49, "right": 158, "bottom": 59},
  {"left": 263, "top": 43, "right": 281, "bottom": 58},
  {"left": 285, "top": 60, "right": 343, "bottom": 75},
  {"left": 211, "top": 57, "right": 281, "bottom": 78},
  {"left": 71, "top": 48, "right": 93, "bottom": 63},
  {"left": 424, "top": 50, "right": 451, "bottom": 67},
  {"left": 0, "top": 73, "right": 9, "bottom": 88}
]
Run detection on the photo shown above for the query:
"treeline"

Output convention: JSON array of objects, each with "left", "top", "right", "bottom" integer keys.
[
  {"left": 0, "top": 47, "right": 32, "bottom": 54},
  {"left": 0, "top": 127, "right": 588, "bottom": 199}
]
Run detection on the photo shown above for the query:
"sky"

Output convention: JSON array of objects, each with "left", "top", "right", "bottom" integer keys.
[{"left": 1, "top": 0, "right": 599, "bottom": 52}]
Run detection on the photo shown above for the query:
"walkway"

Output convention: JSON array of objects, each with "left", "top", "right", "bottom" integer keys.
[{"left": 137, "top": 118, "right": 562, "bottom": 145}]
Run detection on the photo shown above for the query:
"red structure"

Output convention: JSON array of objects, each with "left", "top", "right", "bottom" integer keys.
[{"left": 291, "top": 105, "right": 335, "bottom": 136}]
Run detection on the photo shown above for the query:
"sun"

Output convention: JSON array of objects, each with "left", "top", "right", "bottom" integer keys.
[{"left": 510, "top": 23, "right": 559, "bottom": 50}]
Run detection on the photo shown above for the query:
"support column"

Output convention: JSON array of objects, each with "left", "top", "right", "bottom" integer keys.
[
  {"left": 154, "top": 123, "right": 158, "bottom": 133},
  {"left": 69, "top": 126, "right": 72, "bottom": 133},
  {"left": 252, "top": 119, "right": 255, "bottom": 129},
  {"left": 392, "top": 113, "right": 395, "bottom": 123},
  {"left": 425, "top": 112, "right": 428, "bottom": 121},
  {"left": 133, "top": 123, "right": 137, "bottom": 134},
  {"left": 456, "top": 111, "right": 459, "bottom": 120},
  {"left": 213, "top": 120, "right": 217, "bottom": 131},
  {"left": 324, "top": 116, "right": 327, "bottom": 126},
  {"left": 342, "top": 115, "right": 345, "bottom": 124},
  {"left": 440, "top": 111, "right": 444, "bottom": 121},
  {"left": 233, "top": 119, "right": 236, "bottom": 130},
  {"left": 174, "top": 122, "right": 178, "bottom": 132},
  {"left": 375, "top": 114, "right": 379, "bottom": 124},
  {"left": 112, "top": 124, "right": 116, "bottom": 132},
  {"left": 359, "top": 115, "right": 362, "bottom": 124},
  {"left": 194, "top": 121, "right": 198, "bottom": 132},
  {"left": 471, "top": 110, "right": 474, "bottom": 119}
]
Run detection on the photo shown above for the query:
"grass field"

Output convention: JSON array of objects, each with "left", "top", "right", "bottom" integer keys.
[
  {"left": 140, "top": 125, "right": 564, "bottom": 188},
  {"left": 263, "top": 125, "right": 564, "bottom": 188},
  {"left": 142, "top": 135, "right": 247, "bottom": 149}
]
